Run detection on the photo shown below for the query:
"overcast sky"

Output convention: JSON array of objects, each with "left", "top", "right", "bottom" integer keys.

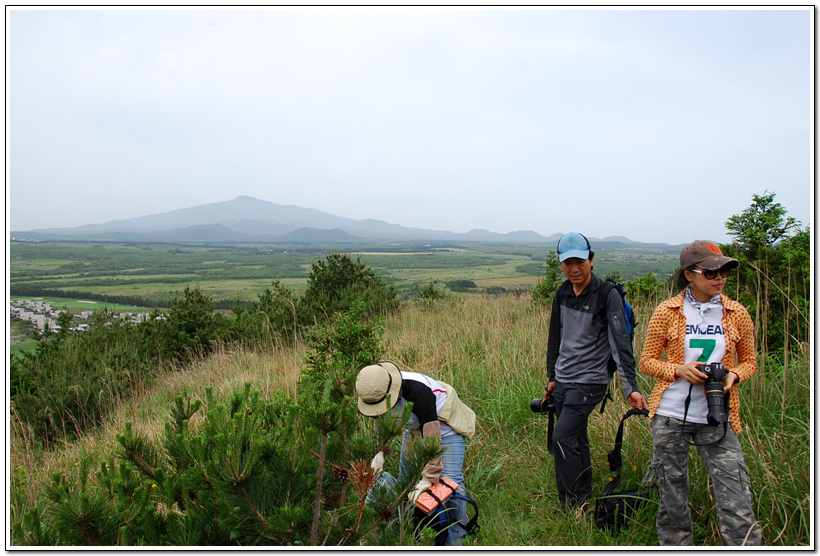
[{"left": 7, "top": 7, "right": 812, "bottom": 245}]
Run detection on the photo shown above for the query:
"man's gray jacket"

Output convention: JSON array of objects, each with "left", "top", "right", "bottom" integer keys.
[{"left": 546, "top": 273, "right": 640, "bottom": 399}]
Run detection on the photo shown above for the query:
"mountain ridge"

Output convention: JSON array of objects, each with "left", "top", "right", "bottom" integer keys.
[{"left": 11, "top": 195, "right": 680, "bottom": 247}]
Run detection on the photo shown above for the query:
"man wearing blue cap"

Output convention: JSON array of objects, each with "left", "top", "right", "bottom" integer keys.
[{"left": 545, "top": 232, "right": 646, "bottom": 514}]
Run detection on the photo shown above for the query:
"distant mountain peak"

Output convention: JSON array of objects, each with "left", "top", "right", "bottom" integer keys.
[
  {"left": 600, "top": 235, "right": 636, "bottom": 244},
  {"left": 13, "top": 196, "right": 646, "bottom": 245}
]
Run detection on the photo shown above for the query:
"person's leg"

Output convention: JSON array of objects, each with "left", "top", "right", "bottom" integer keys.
[
  {"left": 399, "top": 429, "right": 410, "bottom": 483},
  {"left": 650, "top": 416, "right": 695, "bottom": 546},
  {"left": 695, "top": 425, "right": 761, "bottom": 546},
  {"left": 552, "top": 382, "right": 607, "bottom": 509},
  {"left": 440, "top": 433, "right": 468, "bottom": 546},
  {"left": 577, "top": 419, "right": 593, "bottom": 501}
]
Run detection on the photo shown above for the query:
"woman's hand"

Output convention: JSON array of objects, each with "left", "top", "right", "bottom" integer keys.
[
  {"left": 723, "top": 371, "right": 738, "bottom": 392},
  {"left": 675, "top": 362, "right": 709, "bottom": 385}
]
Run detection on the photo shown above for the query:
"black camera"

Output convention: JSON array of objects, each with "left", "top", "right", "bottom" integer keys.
[
  {"left": 698, "top": 363, "right": 728, "bottom": 426},
  {"left": 530, "top": 390, "right": 555, "bottom": 414}
]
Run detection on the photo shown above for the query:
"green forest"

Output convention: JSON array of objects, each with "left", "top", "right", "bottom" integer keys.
[{"left": 8, "top": 192, "right": 811, "bottom": 547}]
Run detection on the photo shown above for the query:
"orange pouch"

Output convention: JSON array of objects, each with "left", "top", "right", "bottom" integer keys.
[{"left": 414, "top": 477, "right": 459, "bottom": 514}]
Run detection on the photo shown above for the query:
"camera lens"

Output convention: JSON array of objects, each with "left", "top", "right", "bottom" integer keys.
[{"left": 702, "top": 364, "right": 728, "bottom": 425}]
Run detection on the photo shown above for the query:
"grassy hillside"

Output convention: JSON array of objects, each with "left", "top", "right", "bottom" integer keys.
[{"left": 9, "top": 294, "right": 809, "bottom": 546}]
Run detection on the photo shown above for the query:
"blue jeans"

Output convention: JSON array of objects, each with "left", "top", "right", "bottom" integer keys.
[{"left": 401, "top": 429, "right": 468, "bottom": 546}]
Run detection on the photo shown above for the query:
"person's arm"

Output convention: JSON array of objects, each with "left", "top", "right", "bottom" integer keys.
[
  {"left": 401, "top": 379, "right": 439, "bottom": 428},
  {"left": 638, "top": 303, "right": 679, "bottom": 382},
  {"left": 546, "top": 287, "right": 562, "bottom": 390},
  {"left": 402, "top": 380, "right": 443, "bottom": 483},
  {"left": 420, "top": 421, "right": 443, "bottom": 483},
  {"left": 605, "top": 288, "right": 643, "bottom": 408}
]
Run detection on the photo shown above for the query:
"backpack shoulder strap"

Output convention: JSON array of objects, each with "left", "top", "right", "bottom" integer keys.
[
  {"left": 597, "top": 280, "right": 618, "bottom": 407},
  {"left": 596, "top": 279, "right": 617, "bottom": 322},
  {"left": 451, "top": 493, "right": 480, "bottom": 536}
]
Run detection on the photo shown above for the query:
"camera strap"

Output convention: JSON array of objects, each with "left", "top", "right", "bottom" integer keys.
[
  {"left": 547, "top": 405, "right": 555, "bottom": 455},
  {"left": 681, "top": 384, "right": 727, "bottom": 446},
  {"left": 603, "top": 408, "right": 649, "bottom": 496},
  {"left": 599, "top": 386, "right": 613, "bottom": 414}
]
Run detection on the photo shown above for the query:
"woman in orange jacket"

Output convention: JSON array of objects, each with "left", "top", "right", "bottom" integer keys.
[{"left": 639, "top": 240, "right": 761, "bottom": 546}]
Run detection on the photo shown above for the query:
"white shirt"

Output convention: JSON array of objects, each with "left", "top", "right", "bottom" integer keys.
[
  {"left": 655, "top": 291, "right": 726, "bottom": 423},
  {"left": 390, "top": 371, "right": 456, "bottom": 437}
]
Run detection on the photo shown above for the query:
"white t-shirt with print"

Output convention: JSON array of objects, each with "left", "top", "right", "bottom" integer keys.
[{"left": 655, "top": 296, "right": 726, "bottom": 423}]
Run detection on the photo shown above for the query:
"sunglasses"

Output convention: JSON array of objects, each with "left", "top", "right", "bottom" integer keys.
[{"left": 691, "top": 266, "right": 733, "bottom": 280}]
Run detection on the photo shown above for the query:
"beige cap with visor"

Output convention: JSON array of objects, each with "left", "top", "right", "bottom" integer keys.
[{"left": 356, "top": 361, "right": 403, "bottom": 417}]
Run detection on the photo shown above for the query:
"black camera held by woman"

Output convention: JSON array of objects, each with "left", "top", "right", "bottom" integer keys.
[{"left": 697, "top": 362, "right": 729, "bottom": 426}]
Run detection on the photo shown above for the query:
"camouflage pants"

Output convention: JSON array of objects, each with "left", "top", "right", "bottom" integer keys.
[{"left": 647, "top": 416, "right": 761, "bottom": 546}]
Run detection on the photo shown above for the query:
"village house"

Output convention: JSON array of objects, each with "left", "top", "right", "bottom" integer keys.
[{"left": 11, "top": 298, "right": 161, "bottom": 333}]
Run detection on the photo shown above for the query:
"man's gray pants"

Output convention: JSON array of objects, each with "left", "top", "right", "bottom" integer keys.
[{"left": 648, "top": 416, "right": 761, "bottom": 546}]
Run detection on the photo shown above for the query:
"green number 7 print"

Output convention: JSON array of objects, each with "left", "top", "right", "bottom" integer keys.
[{"left": 689, "top": 339, "right": 716, "bottom": 362}]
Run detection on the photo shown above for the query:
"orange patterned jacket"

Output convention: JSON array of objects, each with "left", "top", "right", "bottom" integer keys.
[{"left": 639, "top": 290, "right": 757, "bottom": 434}]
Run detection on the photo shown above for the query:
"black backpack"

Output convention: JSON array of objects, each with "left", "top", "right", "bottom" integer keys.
[
  {"left": 596, "top": 278, "right": 637, "bottom": 348},
  {"left": 594, "top": 408, "right": 656, "bottom": 533}
]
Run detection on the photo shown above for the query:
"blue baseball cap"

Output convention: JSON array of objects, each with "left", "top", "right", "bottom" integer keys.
[{"left": 557, "top": 232, "right": 591, "bottom": 262}]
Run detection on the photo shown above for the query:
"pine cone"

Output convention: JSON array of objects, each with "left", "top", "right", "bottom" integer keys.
[{"left": 332, "top": 468, "right": 349, "bottom": 483}]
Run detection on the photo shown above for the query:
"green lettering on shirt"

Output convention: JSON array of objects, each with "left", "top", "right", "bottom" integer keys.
[{"left": 689, "top": 339, "right": 716, "bottom": 362}]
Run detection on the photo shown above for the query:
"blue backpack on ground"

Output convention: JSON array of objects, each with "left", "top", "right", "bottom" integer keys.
[{"left": 412, "top": 485, "right": 480, "bottom": 546}]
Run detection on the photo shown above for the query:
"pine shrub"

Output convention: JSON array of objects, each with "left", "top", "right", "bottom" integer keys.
[{"left": 12, "top": 303, "right": 439, "bottom": 546}]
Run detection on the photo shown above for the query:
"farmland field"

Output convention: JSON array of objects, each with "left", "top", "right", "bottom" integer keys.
[{"left": 9, "top": 240, "right": 682, "bottom": 305}]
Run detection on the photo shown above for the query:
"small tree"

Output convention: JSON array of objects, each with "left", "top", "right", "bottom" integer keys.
[
  {"left": 300, "top": 299, "right": 384, "bottom": 391},
  {"left": 626, "top": 272, "right": 667, "bottom": 306},
  {"left": 417, "top": 282, "right": 445, "bottom": 302},
  {"left": 228, "top": 280, "right": 298, "bottom": 348},
  {"left": 298, "top": 254, "right": 399, "bottom": 326},
  {"left": 163, "top": 285, "right": 228, "bottom": 361},
  {"left": 723, "top": 191, "right": 805, "bottom": 357},
  {"left": 532, "top": 251, "right": 563, "bottom": 306},
  {"left": 10, "top": 308, "right": 167, "bottom": 446},
  {"left": 603, "top": 272, "right": 624, "bottom": 283},
  {"left": 726, "top": 191, "right": 798, "bottom": 261}
]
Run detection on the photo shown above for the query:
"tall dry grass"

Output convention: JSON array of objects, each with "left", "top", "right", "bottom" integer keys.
[
  {"left": 9, "top": 341, "right": 306, "bottom": 520},
  {"left": 10, "top": 293, "right": 810, "bottom": 546},
  {"left": 378, "top": 293, "right": 809, "bottom": 546}
]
